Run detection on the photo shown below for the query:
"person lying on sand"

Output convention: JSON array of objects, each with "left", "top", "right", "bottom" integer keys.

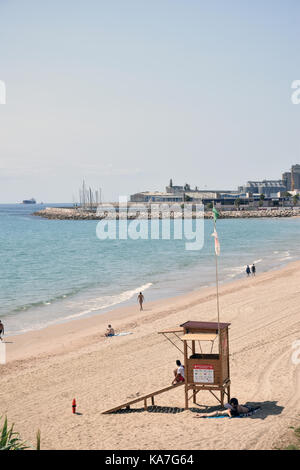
[
  {"left": 172, "top": 359, "right": 185, "bottom": 385},
  {"left": 0, "top": 320, "right": 4, "bottom": 341},
  {"left": 105, "top": 325, "right": 115, "bottom": 337},
  {"left": 193, "top": 398, "right": 253, "bottom": 418}
]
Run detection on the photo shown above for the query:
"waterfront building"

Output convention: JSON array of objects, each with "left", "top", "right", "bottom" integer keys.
[
  {"left": 291, "top": 164, "right": 300, "bottom": 190},
  {"left": 282, "top": 172, "right": 292, "bottom": 191},
  {"left": 130, "top": 192, "right": 184, "bottom": 203},
  {"left": 239, "top": 180, "right": 286, "bottom": 198},
  {"left": 281, "top": 165, "right": 300, "bottom": 191},
  {"left": 130, "top": 173, "right": 296, "bottom": 206}
]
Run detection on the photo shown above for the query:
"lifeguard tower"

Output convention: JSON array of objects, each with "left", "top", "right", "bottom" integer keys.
[
  {"left": 102, "top": 320, "right": 231, "bottom": 414},
  {"left": 158, "top": 320, "right": 231, "bottom": 409}
]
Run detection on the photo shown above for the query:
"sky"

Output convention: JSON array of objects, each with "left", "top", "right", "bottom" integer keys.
[{"left": 0, "top": 0, "right": 300, "bottom": 203}]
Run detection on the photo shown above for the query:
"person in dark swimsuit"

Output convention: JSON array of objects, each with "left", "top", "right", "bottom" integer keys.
[
  {"left": 0, "top": 320, "right": 4, "bottom": 341},
  {"left": 137, "top": 292, "right": 144, "bottom": 311},
  {"left": 194, "top": 398, "right": 253, "bottom": 418}
]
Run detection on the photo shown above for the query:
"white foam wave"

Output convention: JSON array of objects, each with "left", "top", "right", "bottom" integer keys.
[
  {"left": 277, "top": 251, "right": 292, "bottom": 262},
  {"left": 279, "top": 255, "right": 293, "bottom": 261},
  {"left": 224, "top": 265, "right": 247, "bottom": 280},
  {"left": 224, "top": 265, "right": 245, "bottom": 274},
  {"left": 225, "top": 259, "right": 263, "bottom": 278},
  {"left": 62, "top": 283, "right": 153, "bottom": 321}
]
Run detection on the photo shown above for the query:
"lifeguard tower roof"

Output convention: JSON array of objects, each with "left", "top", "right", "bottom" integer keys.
[{"left": 180, "top": 321, "right": 231, "bottom": 330}]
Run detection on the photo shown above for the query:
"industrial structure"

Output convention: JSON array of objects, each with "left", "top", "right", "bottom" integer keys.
[
  {"left": 238, "top": 180, "right": 286, "bottom": 198},
  {"left": 282, "top": 164, "right": 300, "bottom": 191},
  {"left": 130, "top": 165, "right": 300, "bottom": 206}
]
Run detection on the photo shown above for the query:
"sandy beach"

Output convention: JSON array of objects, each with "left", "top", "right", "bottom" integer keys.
[{"left": 1, "top": 260, "right": 300, "bottom": 450}]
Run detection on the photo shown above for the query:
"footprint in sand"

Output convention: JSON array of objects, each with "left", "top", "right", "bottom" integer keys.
[{"left": 126, "top": 392, "right": 141, "bottom": 399}]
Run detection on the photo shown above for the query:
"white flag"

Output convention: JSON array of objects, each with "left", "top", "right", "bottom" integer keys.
[{"left": 211, "top": 229, "right": 220, "bottom": 256}]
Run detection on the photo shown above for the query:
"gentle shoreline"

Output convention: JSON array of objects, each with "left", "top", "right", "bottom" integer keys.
[
  {"left": 4, "top": 256, "right": 297, "bottom": 361},
  {"left": 1, "top": 260, "right": 300, "bottom": 449},
  {"left": 0, "top": 263, "right": 290, "bottom": 340},
  {"left": 5, "top": 247, "right": 298, "bottom": 338}
]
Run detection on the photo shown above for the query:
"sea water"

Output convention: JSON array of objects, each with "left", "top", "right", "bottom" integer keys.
[{"left": 1, "top": 204, "right": 300, "bottom": 335}]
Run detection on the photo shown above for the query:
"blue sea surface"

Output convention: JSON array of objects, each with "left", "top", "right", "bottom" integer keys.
[{"left": 0, "top": 204, "right": 300, "bottom": 335}]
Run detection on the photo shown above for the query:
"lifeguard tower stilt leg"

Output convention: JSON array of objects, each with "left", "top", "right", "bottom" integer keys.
[{"left": 184, "top": 340, "right": 189, "bottom": 410}]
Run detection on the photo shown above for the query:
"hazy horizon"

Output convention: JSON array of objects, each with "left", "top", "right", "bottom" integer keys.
[{"left": 1, "top": 0, "right": 300, "bottom": 203}]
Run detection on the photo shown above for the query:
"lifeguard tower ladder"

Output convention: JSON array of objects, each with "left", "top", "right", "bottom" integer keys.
[{"left": 159, "top": 320, "right": 231, "bottom": 409}]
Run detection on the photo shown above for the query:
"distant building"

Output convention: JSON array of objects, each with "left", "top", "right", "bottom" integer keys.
[
  {"left": 291, "top": 164, "right": 300, "bottom": 190},
  {"left": 239, "top": 180, "right": 286, "bottom": 198},
  {"left": 130, "top": 191, "right": 184, "bottom": 203},
  {"left": 166, "top": 180, "right": 196, "bottom": 194},
  {"left": 282, "top": 172, "right": 292, "bottom": 191},
  {"left": 166, "top": 179, "right": 236, "bottom": 198},
  {"left": 131, "top": 174, "right": 294, "bottom": 205},
  {"left": 281, "top": 165, "right": 300, "bottom": 191},
  {"left": 184, "top": 191, "right": 218, "bottom": 201},
  {"left": 131, "top": 179, "right": 238, "bottom": 203}
]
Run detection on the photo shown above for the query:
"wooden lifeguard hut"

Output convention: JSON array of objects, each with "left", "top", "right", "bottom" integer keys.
[
  {"left": 158, "top": 320, "right": 231, "bottom": 409},
  {"left": 102, "top": 320, "right": 231, "bottom": 414}
]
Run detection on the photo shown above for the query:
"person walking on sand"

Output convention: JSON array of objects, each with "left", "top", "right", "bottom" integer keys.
[
  {"left": 137, "top": 292, "right": 144, "bottom": 311},
  {"left": 251, "top": 264, "right": 256, "bottom": 276},
  {"left": 246, "top": 265, "right": 251, "bottom": 277},
  {"left": 0, "top": 320, "right": 4, "bottom": 341},
  {"left": 172, "top": 359, "right": 185, "bottom": 385}
]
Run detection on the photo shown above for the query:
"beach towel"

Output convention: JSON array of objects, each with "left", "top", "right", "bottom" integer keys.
[{"left": 114, "top": 332, "right": 133, "bottom": 337}]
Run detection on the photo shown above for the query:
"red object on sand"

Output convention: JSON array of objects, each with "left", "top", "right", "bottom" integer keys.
[{"left": 72, "top": 398, "right": 76, "bottom": 414}]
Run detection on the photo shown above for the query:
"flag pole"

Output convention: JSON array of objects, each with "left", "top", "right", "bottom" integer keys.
[{"left": 213, "top": 204, "right": 221, "bottom": 344}]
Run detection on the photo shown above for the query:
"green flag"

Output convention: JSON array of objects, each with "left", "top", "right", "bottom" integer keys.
[{"left": 212, "top": 207, "right": 220, "bottom": 222}]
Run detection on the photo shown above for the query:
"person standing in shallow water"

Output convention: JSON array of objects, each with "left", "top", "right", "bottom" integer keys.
[
  {"left": 246, "top": 265, "right": 251, "bottom": 277},
  {"left": 137, "top": 292, "right": 144, "bottom": 311},
  {"left": 251, "top": 264, "right": 256, "bottom": 276}
]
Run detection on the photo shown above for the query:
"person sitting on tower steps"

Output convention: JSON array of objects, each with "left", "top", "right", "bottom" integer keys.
[{"left": 172, "top": 359, "right": 185, "bottom": 385}]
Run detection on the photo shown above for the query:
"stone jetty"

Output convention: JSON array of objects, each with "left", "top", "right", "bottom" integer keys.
[{"left": 33, "top": 207, "right": 300, "bottom": 220}]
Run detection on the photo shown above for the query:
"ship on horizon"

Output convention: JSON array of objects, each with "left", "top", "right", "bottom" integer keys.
[{"left": 22, "top": 198, "right": 36, "bottom": 204}]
